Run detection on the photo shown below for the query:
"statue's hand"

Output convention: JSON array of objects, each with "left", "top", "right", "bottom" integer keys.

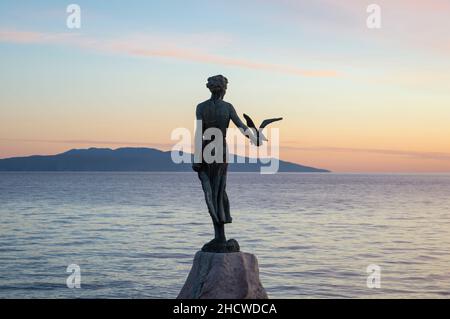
[
  {"left": 192, "top": 162, "right": 202, "bottom": 172},
  {"left": 249, "top": 132, "right": 261, "bottom": 147}
]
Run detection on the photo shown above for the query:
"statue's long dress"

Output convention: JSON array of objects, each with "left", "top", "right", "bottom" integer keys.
[
  {"left": 198, "top": 161, "right": 231, "bottom": 224},
  {"left": 198, "top": 100, "right": 232, "bottom": 224}
]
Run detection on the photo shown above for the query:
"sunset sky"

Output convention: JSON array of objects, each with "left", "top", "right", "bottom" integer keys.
[{"left": 1, "top": 0, "right": 449, "bottom": 172}]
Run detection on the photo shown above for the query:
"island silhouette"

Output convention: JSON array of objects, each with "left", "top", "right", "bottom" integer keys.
[{"left": 0, "top": 147, "right": 329, "bottom": 172}]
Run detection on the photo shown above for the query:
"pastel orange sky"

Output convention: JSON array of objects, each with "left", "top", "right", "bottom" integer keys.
[{"left": 1, "top": 0, "right": 449, "bottom": 172}]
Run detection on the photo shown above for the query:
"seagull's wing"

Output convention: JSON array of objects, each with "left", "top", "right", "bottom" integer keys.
[
  {"left": 243, "top": 113, "right": 257, "bottom": 129},
  {"left": 260, "top": 117, "right": 283, "bottom": 129}
]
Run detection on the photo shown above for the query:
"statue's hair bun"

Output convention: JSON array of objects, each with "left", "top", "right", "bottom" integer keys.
[{"left": 207, "top": 75, "right": 228, "bottom": 90}]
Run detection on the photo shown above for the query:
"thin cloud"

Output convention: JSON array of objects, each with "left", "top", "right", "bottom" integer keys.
[
  {"left": 0, "top": 138, "right": 173, "bottom": 149},
  {"left": 4, "top": 138, "right": 449, "bottom": 162},
  {"left": 0, "top": 29, "right": 338, "bottom": 78},
  {"left": 130, "top": 48, "right": 336, "bottom": 77},
  {"left": 282, "top": 145, "right": 450, "bottom": 162},
  {"left": 268, "top": 0, "right": 450, "bottom": 56}
]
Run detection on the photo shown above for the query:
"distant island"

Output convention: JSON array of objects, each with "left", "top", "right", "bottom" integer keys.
[{"left": 0, "top": 147, "right": 330, "bottom": 172}]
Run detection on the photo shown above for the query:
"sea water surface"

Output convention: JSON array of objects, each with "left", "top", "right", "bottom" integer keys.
[{"left": 0, "top": 172, "right": 449, "bottom": 298}]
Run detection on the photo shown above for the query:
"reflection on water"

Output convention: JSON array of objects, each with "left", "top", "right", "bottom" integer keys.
[{"left": 1, "top": 172, "right": 450, "bottom": 298}]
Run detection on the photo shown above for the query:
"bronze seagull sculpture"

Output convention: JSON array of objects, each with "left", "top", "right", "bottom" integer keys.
[{"left": 243, "top": 114, "right": 283, "bottom": 146}]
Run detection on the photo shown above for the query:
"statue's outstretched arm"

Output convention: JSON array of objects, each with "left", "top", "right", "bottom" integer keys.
[{"left": 229, "top": 104, "right": 257, "bottom": 144}]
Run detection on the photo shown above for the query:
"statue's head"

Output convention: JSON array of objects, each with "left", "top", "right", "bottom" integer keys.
[{"left": 206, "top": 75, "right": 228, "bottom": 97}]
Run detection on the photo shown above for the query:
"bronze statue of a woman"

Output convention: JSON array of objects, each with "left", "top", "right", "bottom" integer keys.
[{"left": 192, "top": 75, "right": 256, "bottom": 253}]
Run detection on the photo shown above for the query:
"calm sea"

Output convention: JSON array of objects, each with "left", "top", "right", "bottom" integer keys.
[{"left": 0, "top": 172, "right": 449, "bottom": 298}]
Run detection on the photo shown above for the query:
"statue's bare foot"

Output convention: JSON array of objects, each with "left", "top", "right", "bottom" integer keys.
[
  {"left": 226, "top": 239, "right": 240, "bottom": 252},
  {"left": 201, "top": 238, "right": 240, "bottom": 253},
  {"left": 202, "top": 238, "right": 226, "bottom": 253}
]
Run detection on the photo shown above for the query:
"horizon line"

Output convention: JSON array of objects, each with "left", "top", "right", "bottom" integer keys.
[
  {"left": 1, "top": 145, "right": 450, "bottom": 174},
  {"left": 1, "top": 139, "right": 450, "bottom": 163}
]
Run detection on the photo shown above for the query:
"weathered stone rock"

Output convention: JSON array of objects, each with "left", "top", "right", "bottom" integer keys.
[{"left": 177, "top": 251, "right": 268, "bottom": 299}]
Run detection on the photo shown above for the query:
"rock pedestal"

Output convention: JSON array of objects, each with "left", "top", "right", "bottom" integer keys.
[{"left": 177, "top": 251, "right": 268, "bottom": 299}]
